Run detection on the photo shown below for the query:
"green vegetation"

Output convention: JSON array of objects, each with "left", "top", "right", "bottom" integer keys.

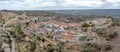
[
  {"left": 91, "top": 24, "right": 95, "bottom": 27},
  {"left": 46, "top": 44, "right": 54, "bottom": 52},
  {"left": 16, "top": 25, "right": 24, "bottom": 34},
  {"left": 87, "top": 38, "right": 93, "bottom": 41},
  {"left": 57, "top": 41, "right": 65, "bottom": 52},
  {"left": 105, "top": 32, "right": 118, "bottom": 41},
  {"left": 81, "top": 43, "right": 101, "bottom": 52},
  {"left": 81, "top": 47, "right": 96, "bottom": 52},
  {"left": 10, "top": 24, "right": 24, "bottom": 38},
  {"left": 82, "top": 44, "right": 96, "bottom": 52},
  {"left": 30, "top": 43, "right": 36, "bottom": 52},
  {"left": 6, "top": 38, "right": 12, "bottom": 48},
  {"left": 47, "top": 33, "right": 53, "bottom": 39},
  {"left": 37, "top": 36, "right": 41, "bottom": 41},
  {"left": 10, "top": 31, "right": 16, "bottom": 37},
  {"left": 104, "top": 45, "right": 112, "bottom": 50},
  {"left": 41, "top": 38, "right": 45, "bottom": 42},
  {"left": 81, "top": 23, "right": 90, "bottom": 27},
  {"left": 46, "top": 42, "right": 65, "bottom": 52},
  {"left": 104, "top": 21, "right": 109, "bottom": 25},
  {"left": 96, "top": 29, "right": 118, "bottom": 41},
  {"left": 8, "top": 38, "right": 12, "bottom": 45},
  {"left": 25, "top": 22, "right": 30, "bottom": 26},
  {"left": 79, "top": 36, "right": 87, "bottom": 41},
  {"left": 32, "top": 33, "right": 42, "bottom": 41},
  {"left": 42, "top": 19, "right": 48, "bottom": 22}
]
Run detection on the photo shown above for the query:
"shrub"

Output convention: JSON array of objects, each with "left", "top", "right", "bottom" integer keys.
[
  {"left": 7, "top": 36, "right": 10, "bottom": 38},
  {"left": 47, "top": 34, "right": 51, "bottom": 38},
  {"left": 8, "top": 38, "right": 12, "bottom": 45},
  {"left": 46, "top": 44, "right": 54, "bottom": 52},
  {"left": 15, "top": 25, "right": 24, "bottom": 35},
  {"left": 10, "top": 31, "right": 16, "bottom": 37},
  {"left": 87, "top": 38, "right": 93, "bottom": 41},
  {"left": 79, "top": 36, "right": 87, "bottom": 41},
  {"left": 82, "top": 43, "right": 101, "bottom": 52},
  {"left": 81, "top": 23, "right": 90, "bottom": 27},
  {"left": 106, "top": 31, "right": 118, "bottom": 41},
  {"left": 37, "top": 36, "right": 41, "bottom": 41},
  {"left": 104, "top": 45, "right": 112, "bottom": 50},
  {"left": 6, "top": 38, "right": 12, "bottom": 48},
  {"left": 91, "top": 24, "right": 95, "bottom": 27},
  {"left": 82, "top": 47, "right": 96, "bottom": 52},
  {"left": 105, "top": 36, "right": 111, "bottom": 41},
  {"left": 47, "top": 44, "right": 52, "bottom": 48},
  {"left": 30, "top": 43, "right": 36, "bottom": 51},
  {"left": 42, "top": 38, "right": 45, "bottom": 42}
]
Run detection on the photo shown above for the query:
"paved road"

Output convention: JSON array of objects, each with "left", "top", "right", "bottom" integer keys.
[{"left": 2, "top": 15, "right": 18, "bottom": 52}]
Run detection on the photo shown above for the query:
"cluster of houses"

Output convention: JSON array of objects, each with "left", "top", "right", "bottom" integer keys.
[{"left": 26, "top": 17, "right": 99, "bottom": 42}]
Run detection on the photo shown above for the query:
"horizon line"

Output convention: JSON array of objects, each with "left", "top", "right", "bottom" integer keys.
[{"left": 0, "top": 9, "right": 120, "bottom": 11}]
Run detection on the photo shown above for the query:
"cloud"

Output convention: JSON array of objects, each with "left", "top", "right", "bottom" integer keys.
[
  {"left": 0, "top": 0, "right": 120, "bottom": 10},
  {"left": 99, "top": 0, "right": 120, "bottom": 9},
  {"left": 14, "top": 0, "right": 104, "bottom": 7},
  {"left": 62, "top": 0, "right": 103, "bottom": 7},
  {"left": 106, "top": 0, "right": 120, "bottom": 3},
  {"left": 8, "top": 0, "right": 56, "bottom": 9}
]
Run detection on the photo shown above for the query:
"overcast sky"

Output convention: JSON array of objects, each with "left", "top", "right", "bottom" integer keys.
[{"left": 0, "top": 0, "right": 120, "bottom": 10}]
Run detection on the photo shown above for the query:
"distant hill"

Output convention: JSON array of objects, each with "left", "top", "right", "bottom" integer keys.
[
  {"left": 50, "top": 9, "right": 120, "bottom": 18},
  {"left": 0, "top": 10, "right": 83, "bottom": 22},
  {"left": 0, "top": 9, "right": 120, "bottom": 21}
]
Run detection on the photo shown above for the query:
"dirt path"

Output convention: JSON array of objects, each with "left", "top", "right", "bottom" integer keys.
[{"left": 2, "top": 15, "right": 18, "bottom": 52}]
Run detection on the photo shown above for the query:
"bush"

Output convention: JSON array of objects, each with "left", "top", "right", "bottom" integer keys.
[
  {"left": 47, "top": 44, "right": 52, "bottom": 47},
  {"left": 26, "top": 22, "right": 29, "bottom": 25},
  {"left": 7, "top": 36, "right": 10, "bottom": 38},
  {"left": 46, "top": 44, "right": 55, "bottom": 52},
  {"left": 42, "top": 38, "right": 45, "bottom": 42},
  {"left": 6, "top": 38, "right": 12, "bottom": 48},
  {"left": 10, "top": 31, "right": 16, "bottom": 37},
  {"left": 104, "top": 45, "right": 112, "bottom": 50},
  {"left": 82, "top": 43, "right": 101, "bottom": 52},
  {"left": 114, "top": 32, "right": 118, "bottom": 35},
  {"left": 106, "top": 31, "right": 118, "bottom": 41},
  {"left": 47, "top": 34, "right": 52, "bottom": 38},
  {"left": 57, "top": 41, "right": 64, "bottom": 52},
  {"left": 79, "top": 36, "right": 87, "bottom": 41},
  {"left": 96, "top": 29, "right": 118, "bottom": 41},
  {"left": 81, "top": 23, "right": 90, "bottom": 27},
  {"left": 82, "top": 47, "right": 96, "bottom": 52},
  {"left": 8, "top": 38, "right": 12, "bottom": 45},
  {"left": 30, "top": 43, "right": 36, "bottom": 51},
  {"left": 105, "top": 36, "right": 111, "bottom": 41},
  {"left": 37, "top": 36, "right": 41, "bottom": 41},
  {"left": 17, "top": 26, "right": 24, "bottom": 34},
  {"left": 87, "top": 38, "right": 93, "bottom": 41},
  {"left": 91, "top": 24, "right": 95, "bottom": 27},
  {"left": 109, "top": 34, "right": 115, "bottom": 38}
]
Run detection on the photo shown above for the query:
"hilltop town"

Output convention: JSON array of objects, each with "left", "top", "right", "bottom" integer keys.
[{"left": 0, "top": 11, "right": 120, "bottom": 52}]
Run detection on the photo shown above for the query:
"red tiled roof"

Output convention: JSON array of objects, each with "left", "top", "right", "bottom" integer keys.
[{"left": 61, "top": 32, "right": 73, "bottom": 40}]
